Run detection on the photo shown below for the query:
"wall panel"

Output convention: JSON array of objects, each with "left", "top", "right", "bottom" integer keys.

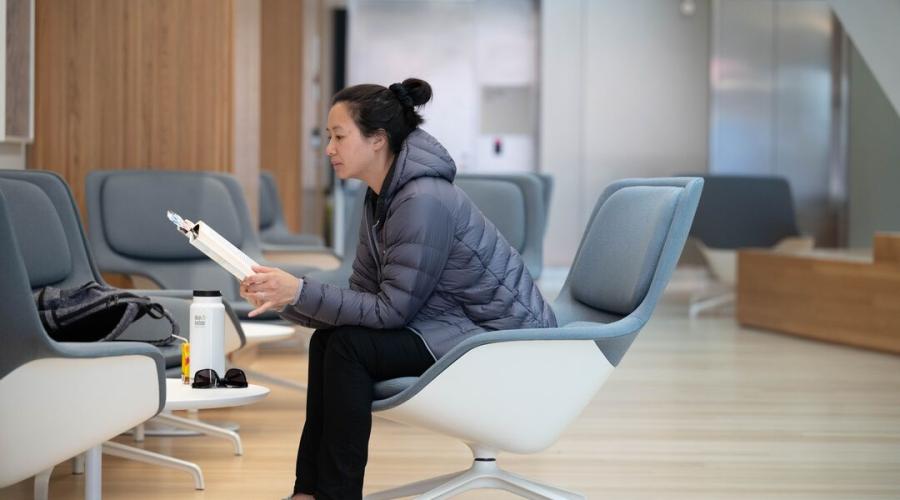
[
  {"left": 260, "top": 0, "right": 303, "bottom": 233},
  {"left": 28, "top": 0, "right": 234, "bottom": 217}
]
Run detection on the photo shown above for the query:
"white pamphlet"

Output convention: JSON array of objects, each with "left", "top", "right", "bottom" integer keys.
[{"left": 166, "top": 210, "right": 259, "bottom": 281}]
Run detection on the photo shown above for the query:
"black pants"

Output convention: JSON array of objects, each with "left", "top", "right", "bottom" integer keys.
[{"left": 293, "top": 326, "right": 435, "bottom": 499}]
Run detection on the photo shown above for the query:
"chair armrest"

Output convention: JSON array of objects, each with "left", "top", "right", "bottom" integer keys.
[
  {"left": 261, "top": 242, "right": 332, "bottom": 254},
  {"left": 262, "top": 249, "right": 342, "bottom": 272},
  {"left": 51, "top": 341, "right": 167, "bottom": 414},
  {"left": 127, "top": 289, "right": 191, "bottom": 299}
]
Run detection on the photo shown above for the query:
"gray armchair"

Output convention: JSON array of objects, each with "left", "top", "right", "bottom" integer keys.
[
  {"left": 259, "top": 171, "right": 326, "bottom": 251},
  {"left": 0, "top": 170, "right": 246, "bottom": 376},
  {"left": 365, "top": 178, "right": 703, "bottom": 499},
  {"left": 0, "top": 180, "right": 166, "bottom": 500},
  {"left": 86, "top": 170, "right": 318, "bottom": 320},
  {"left": 456, "top": 173, "right": 548, "bottom": 279}
]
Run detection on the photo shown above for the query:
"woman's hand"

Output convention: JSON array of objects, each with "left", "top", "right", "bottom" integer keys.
[{"left": 240, "top": 265, "right": 302, "bottom": 317}]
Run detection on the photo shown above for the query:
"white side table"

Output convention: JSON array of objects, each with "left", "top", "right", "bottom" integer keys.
[
  {"left": 241, "top": 321, "right": 297, "bottom": 346},
  {"left": 102, "top": 379, "right": 269, "bottom": 490}
]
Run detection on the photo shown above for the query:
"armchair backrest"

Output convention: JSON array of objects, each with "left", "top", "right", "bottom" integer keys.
[
  {"left": 0, "top": 171, "right": 103, "bottom": 289},
  {"left": 554, "top": 178, "right": 704, "bottom": 327},
  {"left": 0, "top": 184, "right": 60, "bottom": 380},
  {"left": 689, "top": 174, "right": 800, "bottom": 249},
  {"left": 86, "top": 170, "right": 264, "bottom": 301},
  {"left": 258, "top": 171, "right": 281, "bottom": 232},
  {"left": 455, "top": 173, "right": 546, "bottom": 279}
]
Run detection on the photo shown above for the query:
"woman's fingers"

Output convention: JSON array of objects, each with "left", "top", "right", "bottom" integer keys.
[
  {"left": 242, "top": 275, "right": 275, "bottom": 293},
  {"left": 248, "top": 300, "right": 276, "bottom": 318}
]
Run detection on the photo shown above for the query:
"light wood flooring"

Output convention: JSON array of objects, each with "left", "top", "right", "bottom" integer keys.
[{"left": 3, "top": 280, "right": 900, "bottom": 499}]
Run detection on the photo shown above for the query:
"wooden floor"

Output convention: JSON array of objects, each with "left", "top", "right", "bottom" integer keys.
[{"left": 4, "top": 279, "right": 900, "bottom": 499}]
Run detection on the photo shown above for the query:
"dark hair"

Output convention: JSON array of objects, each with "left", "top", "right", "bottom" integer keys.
[{"left": 332, "top": 78, "right": 432, "bottom": 154}]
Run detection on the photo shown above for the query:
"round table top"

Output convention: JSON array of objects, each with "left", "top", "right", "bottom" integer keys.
[
  {"left": 164, "top": 378, "right": 270, "bottom": 411},
  {"left": 240, "top": 322, "right": 296, "bottom": 345}
]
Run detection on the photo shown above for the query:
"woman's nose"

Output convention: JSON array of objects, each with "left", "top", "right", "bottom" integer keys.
[{"left": 326, "top": 139, "right": 336, "bottom": 156}]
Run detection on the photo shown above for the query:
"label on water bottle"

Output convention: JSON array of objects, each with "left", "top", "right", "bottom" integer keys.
[{"left": 194, "top": 313, "right": 207, "bottom": 327}]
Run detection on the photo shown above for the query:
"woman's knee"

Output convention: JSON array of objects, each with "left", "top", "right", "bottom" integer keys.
[
  {"left": 309, "top": 329, "right": 333, "bottom": 356},
  {"left": 325, "top": 326, "right": 369, "bottom": 362}
]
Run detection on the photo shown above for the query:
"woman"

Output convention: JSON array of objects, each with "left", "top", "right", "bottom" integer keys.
[{"left": 240, "top": 78, "right": 556, "bottom": 499}]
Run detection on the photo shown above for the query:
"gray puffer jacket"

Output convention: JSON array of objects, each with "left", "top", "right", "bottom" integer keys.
[{"left": 281, "top": 129, "right": 556, "bottom": 359}]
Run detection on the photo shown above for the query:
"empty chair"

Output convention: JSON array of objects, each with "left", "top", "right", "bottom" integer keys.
[
  {"left": 259, "top": 171, "right": 326, "bottom": 250},
  {"left": 456, "top": 172, "right": 547, "bottom": 279},
  {"left": 687, "top": 174, "right": 813, "bottom": 317},
  {"left": 0, "top": 183, "right": 166, "bottom": 500},
  {"left": 86, "top": 170, "right": 318, "bottom": 319},
  {"left": 365, "top": 177, "right": 703, "bottom": 499}
]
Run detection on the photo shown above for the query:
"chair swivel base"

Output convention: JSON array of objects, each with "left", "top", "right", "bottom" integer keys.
[{"left": 364, "top": 446, "right": 584, "bottom": 500}]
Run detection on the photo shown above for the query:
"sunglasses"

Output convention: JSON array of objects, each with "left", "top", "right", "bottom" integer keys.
[{"left": 191, "top": 368, "right": 249, "bottom": 389}]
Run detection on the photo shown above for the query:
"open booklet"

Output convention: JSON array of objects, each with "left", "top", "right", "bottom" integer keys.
[{"left": 167, "top": 210, "right": 259, "bottom": 281}]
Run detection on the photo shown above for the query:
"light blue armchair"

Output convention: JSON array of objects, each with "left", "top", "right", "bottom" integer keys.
[{"left": 366, "top": 177, "right": 703, "bottom": 499}]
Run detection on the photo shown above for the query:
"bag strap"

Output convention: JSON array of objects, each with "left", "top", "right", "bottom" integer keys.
[
  {"left": 142, "top": 302, "right": 180, "bottom": 346},
  {"left": 101, "top": 297, "right": 181, "bottom": 345}
]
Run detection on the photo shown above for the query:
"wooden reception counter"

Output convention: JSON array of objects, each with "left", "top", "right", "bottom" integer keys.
[{"left": 737, "top": 233, "right": 900, "bottom": 354}]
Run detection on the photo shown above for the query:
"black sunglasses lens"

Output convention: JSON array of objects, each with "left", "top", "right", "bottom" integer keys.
[
  {"left": 191, "top": 369, "right": 220, "bottom": 389},
  {"left": 223, "top": 368, "right": 248, "bottom": 388}
]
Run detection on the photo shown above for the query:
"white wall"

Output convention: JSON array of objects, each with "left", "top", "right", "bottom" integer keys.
[
  {"left": 829, "top": 0, "right": 900, "bottom": 118},
  {"left": 847, "top": 43, "right": 900, "bottom": 247},
  {"left": 347, "top": 0, "right": 537, "bottom": 173},
  {"left": 0, "top": 143, "right": 25, "bottom": 169},
  {"left": 541, "top": 0, "right": 710, "bottom": 266}
]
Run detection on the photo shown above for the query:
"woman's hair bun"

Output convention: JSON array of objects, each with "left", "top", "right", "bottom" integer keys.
[{"left": 400, "top": 78, "right": 432, "bottom": 107}]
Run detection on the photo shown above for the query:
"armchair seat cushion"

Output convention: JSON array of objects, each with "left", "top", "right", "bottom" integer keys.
[{"left": 374, "top": 376, "right": 419, "bottom": 400}]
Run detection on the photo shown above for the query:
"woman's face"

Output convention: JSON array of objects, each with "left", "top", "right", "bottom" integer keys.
[{"left": 325, "top": 102, "right": 381, "bottom": 181}]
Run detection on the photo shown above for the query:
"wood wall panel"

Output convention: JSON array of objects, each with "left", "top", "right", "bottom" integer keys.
[
  {"left": 260, "top": 0, "right": 302, "bottom": 232},
  {"left": 28, "top": 0, "right": 234, "bottom": 218}
]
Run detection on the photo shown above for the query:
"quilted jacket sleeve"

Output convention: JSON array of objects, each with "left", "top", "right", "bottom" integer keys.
[
  {"left": 281, "top": 193, "right": 454, "bottom": 330},
  {"left": 279, "top": 223, "right": 377, "bottom": 329}
]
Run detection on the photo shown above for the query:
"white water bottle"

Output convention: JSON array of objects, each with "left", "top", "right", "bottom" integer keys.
[{"left": 190, "top": 290, "right": 225, "bottom": 380}]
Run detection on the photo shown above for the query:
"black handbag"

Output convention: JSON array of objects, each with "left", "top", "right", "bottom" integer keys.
[{"left": 33, "top": 281, "right": 179, "bottom": 345}]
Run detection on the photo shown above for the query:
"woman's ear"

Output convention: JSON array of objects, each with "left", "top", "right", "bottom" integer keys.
[{"left": 371, "top": 130, "right": 388, "bottom": 152}]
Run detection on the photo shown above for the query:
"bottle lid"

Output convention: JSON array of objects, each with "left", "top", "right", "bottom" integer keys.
[{"left": 192, "top": 290, "right": 222, "bottom": 297}]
